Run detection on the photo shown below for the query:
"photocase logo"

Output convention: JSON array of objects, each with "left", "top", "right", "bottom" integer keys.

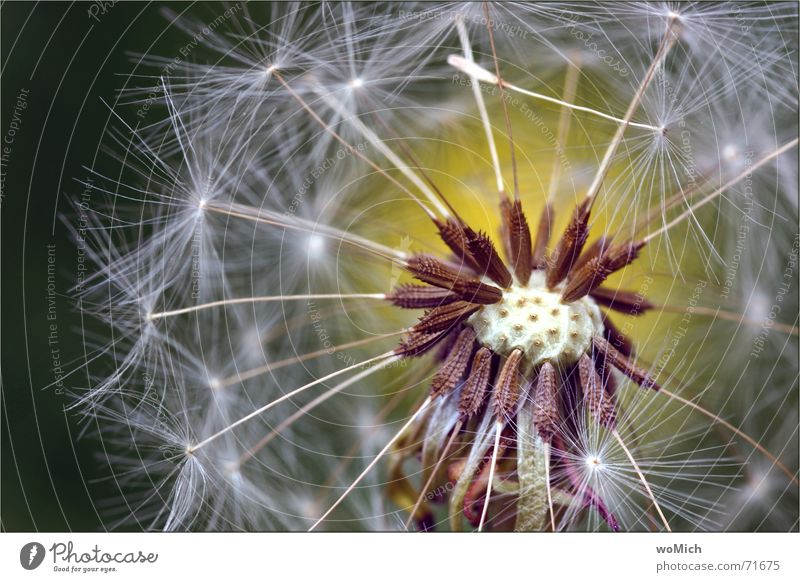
[{"left": 19, "top": 542, "right": 46, "bottom": 570}]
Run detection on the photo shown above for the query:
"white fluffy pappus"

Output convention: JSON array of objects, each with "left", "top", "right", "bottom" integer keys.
[{"left": 70, "top": 1, "right": 798, "bottom": 532}]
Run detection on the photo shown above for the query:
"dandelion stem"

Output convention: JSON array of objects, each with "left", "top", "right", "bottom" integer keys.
[
  {"left": 148, "top": 293, "right": 386, "bottom": 320},
  {"left": 613, "top": 429, "right": 672, "bottom": 532},
  {"left": 643, "top": 138, "right": 799, "bottom": 244},
  {"left": 583, "top": 16, "right": 677, "bottom": 207},
  {"left": 547, "top": 58, "right": 581, "bottom": 204},
  {"left": 446, "top": 57, "right": 662, "bottom": 132},
  {"left": 405, "top": 419, "right": 462, "bottom": 531},
  {"left": 660, "top": 388, "right": 799, "bottom": 485},
  {"left": 455, "top": 18, "right": 504, "bottom": 196},
  {"left": 483, "top": 2, "right": 519, "bottom": 200},
  {"left": 271, "top": 70, "right": 441, "bottom": 221},
  {"left": 309, "top": 396, "right": 433, "bottom": 531},
  {"left": 187, "top": 351, "right": 397, "bottom": 454},
  {"left": 478, "top": 420, "right": 504, "bottom": 532}
]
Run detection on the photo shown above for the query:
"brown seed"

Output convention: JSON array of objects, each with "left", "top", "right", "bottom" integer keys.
[
  {"left": 435, "top": 218, "right": 481, "bottom": 272},
  {"left": 433, "top": 323, "right": 463, "bottom": 362},
  {"left": 395, "top": 329, "right": 449, "bottom": 358},
  {"left": 406, "top": 255, "right": 503, "bottom": 305},
  {"left": 592, "top": 336, "right": 660, "bottom": 391},
  {"left": 560, "top": 256, "right": 612, "bottom": 304},
  {"left": 430, "top": 328, "right": 477, "bottom": 398},
  {"left": 571, "top": 236, "right": 610, "bottom": 273},
  {"left": 561, "top": 241, "right": 646, "bottom": 303},
  {"left": 499, "top": 197, "right": 513, "bottom": 259},
  {"left": 458, "top": 348, "right": 493, "bottom": 418},
  {"left": 594, "top": 356, "right": 618, "bottom": 397},
  {"left": 492, "top": 349, "right": 524, "bottom": 417},
  {"left": 604, "top": 240, "right": 646, "bottom": 272},
  {"left": 452, "top": 278, "right": 504, "bottom": 305},
  {"left": 546, "top": 198, "right": 591, "bottom": 288},
  {"left": 532, "top": 204, "right": 554, "bottom": 270},
  {"left": 501, "top": 198, "right": 533, "bottom": 284},
  {"left": 578, "top": 354, "right": 617, "bottom": 428},
  {"left": 533, "top": 361, "right": 559, "bottom": 442},
  {"left": 413, "top": 301, "right": 480, "bottom": 334},
  {"left": 464, "top": 227, "right": 513, "bottom": 288},
  {"left": 406, "top": 255, "right": 463, "bottom": 288},
  {"left": 589, "top": 286, "right": 654, "bottom": 315},
  {"left": 386, "top": 284, "right": 459, "bottom": 309}
]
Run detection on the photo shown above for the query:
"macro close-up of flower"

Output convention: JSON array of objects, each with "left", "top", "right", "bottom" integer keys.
[{"left": 2, "top": 1, "right": 798, "bottom": 543}]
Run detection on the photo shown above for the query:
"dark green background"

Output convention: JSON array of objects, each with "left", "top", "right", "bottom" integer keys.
[{"left": 1, "top": 1, "right": 231, "bottom": 531}]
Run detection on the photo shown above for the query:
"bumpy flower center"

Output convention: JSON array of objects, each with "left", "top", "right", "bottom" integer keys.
[{"left": 467, "top": 271, "right": 603, "bottom": 369}]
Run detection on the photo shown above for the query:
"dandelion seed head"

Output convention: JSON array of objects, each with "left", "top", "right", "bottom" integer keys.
[
  {"left": 468, "top": 272, "right": 603, "bottom": 368},
  {"left": 69, "top": 1, "right": 797, "bottom": 533}
]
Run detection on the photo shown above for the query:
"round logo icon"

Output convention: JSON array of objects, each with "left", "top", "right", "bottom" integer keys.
[{"left": 20, "top": 542, "right": 46, "bottom": 570}]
